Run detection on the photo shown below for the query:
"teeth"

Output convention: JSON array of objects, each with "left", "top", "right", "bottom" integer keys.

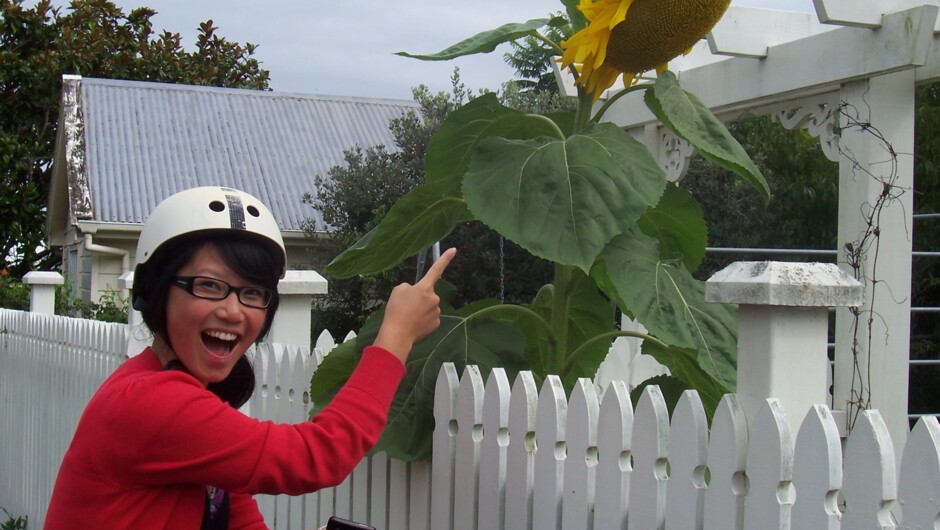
[{"left": 206, "top": 330, "right": 237, "bottom": 342}]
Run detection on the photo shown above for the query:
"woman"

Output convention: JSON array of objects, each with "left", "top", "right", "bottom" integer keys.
[{"left": 44, "top": 187, "right": 455, "bottom": 529}]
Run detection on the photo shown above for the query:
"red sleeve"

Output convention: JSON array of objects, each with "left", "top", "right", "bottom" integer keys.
[
  {"left": 228, "top": 492, "right": 267, "bottom": 530},
  {"left": 99, "top": 346, "right": 404, "bottom": 496}
]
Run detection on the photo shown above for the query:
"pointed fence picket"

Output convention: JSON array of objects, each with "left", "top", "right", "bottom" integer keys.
[{"left": 5, "top": 311, "right": 940, "bottom": 529}]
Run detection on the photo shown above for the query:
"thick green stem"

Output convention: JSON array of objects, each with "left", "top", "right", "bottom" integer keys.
[
  {"left": 465, "top": 303, "right": 559, "bottom": 371},
  {"left": 573, "top": 86, "right": 595, "bottom": 133},
  {"left": 591, "top": 83, "right": 652, "bottom": 124},
  {"left": 564, "top": 330, "right": 669, "bottom": 376},
  {"left": 526, "top": 112, "right": 567, "bottom": 141},
  {"left": 549, "top": 263, "right": 576, "bottom": 375}
]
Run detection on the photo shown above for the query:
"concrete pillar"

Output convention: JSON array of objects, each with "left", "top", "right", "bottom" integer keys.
[
  {"left": 267, "top": 270, "right": 328, "bottom": 349},
  {"left": 22, "top": 271, "right": 64, "bottom": 316},
  {"left": 706, "top": 261, "right": 862, "bottom": 437}
]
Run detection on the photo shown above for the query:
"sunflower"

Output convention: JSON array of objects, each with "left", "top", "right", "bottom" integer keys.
[{"left": 561, "top": 0, "right": 731, "bottom": 100}]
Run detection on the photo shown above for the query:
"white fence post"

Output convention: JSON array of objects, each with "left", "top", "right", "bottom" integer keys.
[
  {"left": 22, "top": 271, "right": 63, "bottom": 315},
  {"left": 268, "top": 270, "right": 328, "bottom": 349},
  {"left": 706, "top": 261, "right": 863, "bottom": 437}
]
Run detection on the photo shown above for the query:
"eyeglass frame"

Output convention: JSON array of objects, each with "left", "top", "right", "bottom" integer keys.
[{"left": 171, "top": 276, "right": 275, "bottom": 309}]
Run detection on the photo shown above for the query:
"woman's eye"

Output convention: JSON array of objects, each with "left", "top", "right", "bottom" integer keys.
[
  {"left": 243, "top": 287, "right": 266, "bottom": 301},
  {"left": 197, "top": 279, "right": 225, "bottom": 293}
]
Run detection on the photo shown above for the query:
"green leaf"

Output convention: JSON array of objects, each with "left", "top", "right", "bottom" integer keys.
[
  {"left": 638, "top": 182, "right": 708, "bottom": 272},
  {"left": 463, "top": 122, "right": 667, "bottom": 273},
  {"left": 310, "top": 288, "right": 527, "bottom": 462},
  {"left": 636, "top": 345, "right": 731, "bottom": 417},
  {"left": 396, "top": 18, "right": 554, "bottom": 61},
  {"left": 593, "top": 227, "right": 738, "bottom": 388},
  {"left": 560, "top": 0, "right": 588, "bottom": 31},
  {"left": 526, "top": 272, "right": 615, "bottom": 388},
  {"left": 325, "top": 178, "right": 472, "bottom": 278},
  {"left": 426, "top": 93, "right": 567, "bottom": 183},
  {"left": 645, "top": 71, "right": 770, "bottom": 199}
]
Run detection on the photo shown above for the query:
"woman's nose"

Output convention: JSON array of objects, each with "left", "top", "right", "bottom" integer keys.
[{"left": 214, "top": 292, "right": 246, "bottom": 321}]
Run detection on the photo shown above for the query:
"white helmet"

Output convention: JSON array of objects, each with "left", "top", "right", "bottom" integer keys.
[{"left": 135, "top": 186, "right": 286, "bottom": 277}]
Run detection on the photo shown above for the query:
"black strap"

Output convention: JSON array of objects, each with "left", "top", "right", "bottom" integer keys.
[{"left": 200, "top": 486, "right": 230, "bottom": 530}]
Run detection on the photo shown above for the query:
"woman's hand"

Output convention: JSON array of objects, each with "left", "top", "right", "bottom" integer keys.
[{"left": 373, "top": 247, "right": 456, "bottom": 363}]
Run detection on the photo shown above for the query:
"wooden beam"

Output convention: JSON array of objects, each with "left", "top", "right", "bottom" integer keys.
[
  {"left": 604, "top": 6, "right": 938, "bottom": 129},
  {"left": 707, "top": 6, "right": 831, "bottom": 59},
  {"left": 815, "top": 0, "right": 940, "bottom": 33}
]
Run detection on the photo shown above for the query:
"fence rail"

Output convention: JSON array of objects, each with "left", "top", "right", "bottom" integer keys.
[{"left": 4, "top": 308, "right": 940, "bottom": 529}]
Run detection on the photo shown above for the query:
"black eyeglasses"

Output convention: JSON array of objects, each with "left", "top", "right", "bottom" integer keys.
[{"left": 172, "top": 276, "right": 274, "bottom": 309}]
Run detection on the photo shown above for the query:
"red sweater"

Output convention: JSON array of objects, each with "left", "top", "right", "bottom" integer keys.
[{"left": 44, "top": 346, "right": 404, "bottom": 530}]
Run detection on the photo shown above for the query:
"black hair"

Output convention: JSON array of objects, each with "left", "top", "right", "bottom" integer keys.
[{"left": 133, "top": 233, "right": 284, "bottom": 408}]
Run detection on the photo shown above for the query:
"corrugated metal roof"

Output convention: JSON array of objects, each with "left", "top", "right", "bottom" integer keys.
[{"left": 77, "top": 77, "right": 419, "bottom": 232}]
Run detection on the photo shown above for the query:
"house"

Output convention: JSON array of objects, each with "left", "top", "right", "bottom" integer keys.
[{"left": 46, "top": 75, "right": 419, "bottom": 304}]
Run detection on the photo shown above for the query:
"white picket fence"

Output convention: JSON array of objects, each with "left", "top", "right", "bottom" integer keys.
[{"left": 3, "top": 307, "right": 940, "bottom": 529}]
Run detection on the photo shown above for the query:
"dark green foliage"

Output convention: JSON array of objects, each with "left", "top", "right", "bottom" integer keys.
[
  {"left": 910, "top": 82, "right": 940, "bottom": 415},
  {"left": 682, "top": 115, "right": 840, "bottom": 279},
  {"left": 1, "top": 506, "right": 27, "bottom": 529},
  {"left": 0, "top": 0, "right": 270, "bottom": 277}
]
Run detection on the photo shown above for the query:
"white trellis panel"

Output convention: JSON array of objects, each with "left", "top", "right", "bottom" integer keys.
[
  {"left": 453, "top": 366, "right": 485, "bottom": 530},
  {"left": 791, "top": 405, "right": 843, "bottom": 529},
  {"left": 897, "top": 416, "right": 940, "bottom": 528},
  {"left": 532, "top": 375, "right": 567, "bottom": 530},
  {"left": 430, "top": 363, "right": 460, "bottom": 530},
  {"left": 665, "top": 390, "right": 709, "bottom": 530},
  {"left": 703, "top": 394, "right": 748, "bottom": 530},
  {"left": 629, "top": 385, "right": 670, "bottom": 529},
  {"left": 842, "top": 410, "right": 898, "bottom": 528},
  {"left": 504, "top": 371, "right": 539, "bottom": 530},
  {"left": 743, "top": 399, "right": 794, "bottom": 529},
  {"left": 478, "top": 368, "right": 511, "bottom": 530},
  {"left": 594, "top": 381, "right": 633, "bottom": 529},
  {"left": 561, "top": 379, "right": 599, "bottom": 530}
]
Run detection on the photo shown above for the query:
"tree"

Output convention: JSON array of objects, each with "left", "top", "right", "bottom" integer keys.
[
  {"left": 0, "top": 0, "right": 270, "bottom": 277},
  {"left": 502, "top": 13, "right": 573, "bottom": 94}
]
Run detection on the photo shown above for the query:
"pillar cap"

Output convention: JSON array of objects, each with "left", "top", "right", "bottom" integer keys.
[
  {"left": 277, "top": 270, "right": 328, "bottom": 295},
  {"left": 21, "top": 271, "right": 65, "bottom": 286},
  {"left": 706, "top": 261, "right": 863, "bottom": 307}
]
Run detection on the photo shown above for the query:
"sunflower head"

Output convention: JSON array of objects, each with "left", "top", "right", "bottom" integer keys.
[{"left": 561, "top": 0, "right": 731, "bottom": 100}]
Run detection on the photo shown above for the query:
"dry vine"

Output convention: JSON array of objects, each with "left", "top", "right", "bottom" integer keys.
[{"left": 836, "top": 99, "right": 911, "bottom": 430}]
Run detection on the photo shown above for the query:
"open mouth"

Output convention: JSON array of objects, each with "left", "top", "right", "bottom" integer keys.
[{"left": 202, "top": 330, "right": 238, "bottom": 358}]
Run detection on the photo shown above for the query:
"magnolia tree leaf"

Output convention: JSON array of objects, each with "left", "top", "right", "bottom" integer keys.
[
  {"left": 325, "top": 178, "right": 472, "bottom": 278},
  {"left": 396, "top": 18, "right": 554, "bottom": 61},
  {"left": 426, "top": 93, "right": 569, "bottom": 183},
  {"left": 592, "top": 227, "right": 738, "bottom": 388},
  {"left": 645, "top": 71, "right": 770, "bottom": 199},
  {"left": 638, "top": 182, "right": 708, "bottom": 272},
  {"left": 310, "top": 293, "right": 527, "bottom": 462},
  {"left": 463, "top": 122, "right": 667, "bottom": 273}
]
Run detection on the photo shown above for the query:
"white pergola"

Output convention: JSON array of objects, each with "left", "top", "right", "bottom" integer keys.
[{"left": 565, "top": 0, "right": 940, "bottom": 454}]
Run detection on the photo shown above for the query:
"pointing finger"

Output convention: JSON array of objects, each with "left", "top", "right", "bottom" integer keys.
[{"left": 417, "top": 247, "right": 456, "bottom": 289}]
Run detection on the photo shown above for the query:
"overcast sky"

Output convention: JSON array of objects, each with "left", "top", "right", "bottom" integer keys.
[{"left": 50, "top": 0, "right": 817, "bottom": 101}]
